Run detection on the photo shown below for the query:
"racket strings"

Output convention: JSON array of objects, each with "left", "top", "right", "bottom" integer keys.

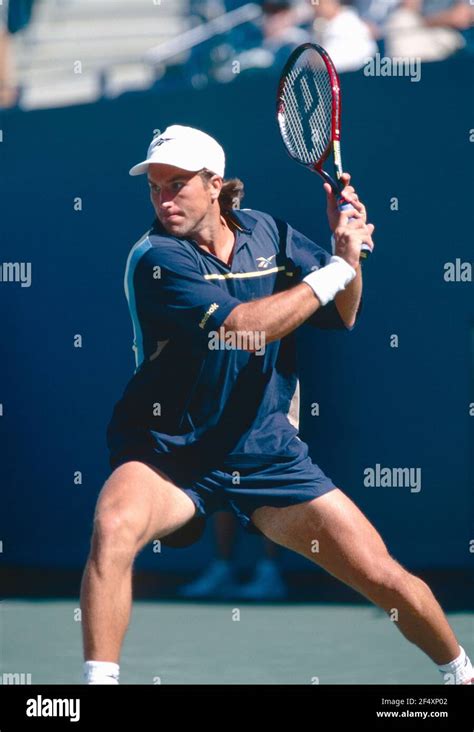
[
  {"left": 281, "top": 67, "right": 309, "bottom": 160},
  {"left": 279, "top": 52, "right": 333, "bottom": 164}
]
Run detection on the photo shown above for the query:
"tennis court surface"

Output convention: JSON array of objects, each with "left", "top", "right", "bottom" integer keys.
[{"left": 1, "top": 599, "right": 472, "bottom": 685}]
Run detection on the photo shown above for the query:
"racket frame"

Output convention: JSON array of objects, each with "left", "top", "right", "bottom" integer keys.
[
  {"left": 276, "top": 42, "right": 371, "bottom": 258},
  {"left": 276, "top": 42, "right": 344, "bottom": 195}
]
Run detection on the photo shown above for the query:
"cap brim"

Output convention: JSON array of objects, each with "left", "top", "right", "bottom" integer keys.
[{"left": 129, "top": 161, "right": 149, "bottom": 176}]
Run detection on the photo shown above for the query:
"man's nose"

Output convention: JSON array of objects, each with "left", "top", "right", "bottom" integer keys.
[
  {"left": 159, "top": 200, "right": 173, "bottom": 215},
  {"left": 159, "top": 188, "right": 175, "bottom": 205}
]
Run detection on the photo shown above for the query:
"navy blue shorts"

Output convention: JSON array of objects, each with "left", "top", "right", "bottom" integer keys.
[{"left": 108, "top": 438, "right": 337, "bottom": 548}]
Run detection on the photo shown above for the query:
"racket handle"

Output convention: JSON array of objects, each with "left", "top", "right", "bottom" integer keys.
[{"left": 337, "top": 200, "right": 371, "bottom": 261}]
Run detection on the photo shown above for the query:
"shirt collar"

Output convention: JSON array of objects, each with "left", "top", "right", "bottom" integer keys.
[{"left": 225, "top": 209, "right": 255, "bottom": 235}]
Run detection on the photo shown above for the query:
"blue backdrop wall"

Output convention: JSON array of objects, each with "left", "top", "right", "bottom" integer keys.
[{"left": 1, "top": 57, "right": 473, "bottom": 572}]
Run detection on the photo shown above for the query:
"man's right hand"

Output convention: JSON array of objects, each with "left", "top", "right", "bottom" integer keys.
[{"left": 333, "top": 211, "right": 375, "bottom": 271}]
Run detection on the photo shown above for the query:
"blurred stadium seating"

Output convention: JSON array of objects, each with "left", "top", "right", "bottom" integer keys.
[
  {"left": 1, "top": 0, "right": 473, "bottom": 111},
  {"left": 5, "top": 0, "right": 191, "bottom": 109}
]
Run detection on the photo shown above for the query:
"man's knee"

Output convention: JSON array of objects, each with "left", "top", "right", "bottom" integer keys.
[
  {"left": 90, "top": 504, "right": 144, "bottom": 562},
  {"left": 362, "top": 557, "right": 415, "bottom": 605}
]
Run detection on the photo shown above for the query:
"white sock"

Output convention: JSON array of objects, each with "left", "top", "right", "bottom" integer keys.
[
  {"left": 438, "top": 646, "right": 473, "bottom": 684},
  {"left": 83, "top": 660, "right": 120, "bottom": 685}
]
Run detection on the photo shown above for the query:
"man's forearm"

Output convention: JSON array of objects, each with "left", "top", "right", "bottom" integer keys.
[
  {"left": 223, "top": 281, "right": 324, "bottom": 344},
  {"left": 334, "top": 267, "right": 362, "bottom": 328}
]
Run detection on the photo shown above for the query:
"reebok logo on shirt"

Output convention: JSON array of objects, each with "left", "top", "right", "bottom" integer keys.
[
  {"left": 256, "top": 255, "right": 276, "bottom": 269},
  {"left": 199, "top": 302, "right": 220, "bottom": 329}
]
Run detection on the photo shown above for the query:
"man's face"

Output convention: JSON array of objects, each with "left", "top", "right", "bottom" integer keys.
[{"left": 147, "top": 163, "right": 217, "bottom": 238}]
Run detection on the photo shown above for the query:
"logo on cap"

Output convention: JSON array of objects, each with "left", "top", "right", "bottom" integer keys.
[{"left": 151, "top": 136, "right": 172, "bottom": 152}]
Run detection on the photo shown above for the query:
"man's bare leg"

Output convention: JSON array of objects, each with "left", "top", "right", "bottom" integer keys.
[
  {"left": 80, "top": 461, "right": 198, "bottom": 669},
  {"left": 251, "top": 489, "right": 469, "bottom": 679}
]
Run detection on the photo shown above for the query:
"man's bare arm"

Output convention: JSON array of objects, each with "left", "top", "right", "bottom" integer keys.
[
  {"left": 334, "top": 267, "right": 363, "bottom": 329},
  {"left": 224, "top": 265, "right": 362, "bottom": 344},
  {"left": 223, "top": 280, "right": 326, "bottom": 344},
  {"left": 223, "top": 211, "right": 372, "bottom": 345}
]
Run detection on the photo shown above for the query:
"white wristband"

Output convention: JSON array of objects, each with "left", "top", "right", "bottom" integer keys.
[{"left": 302, "top": 256, "right": 356, "bottom": 307}]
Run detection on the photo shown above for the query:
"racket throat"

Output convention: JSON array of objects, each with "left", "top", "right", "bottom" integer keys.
[{"left": 312, "top": 164, "right": 340, "bottom": 196}]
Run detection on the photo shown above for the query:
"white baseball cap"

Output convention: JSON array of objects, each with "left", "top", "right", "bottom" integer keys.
[{"left": 129, "top": 124, "right": 226, "bottom": 177}]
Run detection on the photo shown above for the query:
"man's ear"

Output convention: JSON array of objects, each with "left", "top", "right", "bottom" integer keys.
[{"left": 210, "top": 175, "right": 223, "bottom": 202}]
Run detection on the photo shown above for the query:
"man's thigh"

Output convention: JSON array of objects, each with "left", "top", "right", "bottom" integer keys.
[
  {"left": 251, "top": 488, "right": 399, "bottom": 594},
  {"left": 94, "top": 461, "right": 202, "bottom": 549}
]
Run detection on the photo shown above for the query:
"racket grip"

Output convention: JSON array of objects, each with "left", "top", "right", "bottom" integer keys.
[{"left": 337, "top": 200, "right": 371, "bottom": 261}]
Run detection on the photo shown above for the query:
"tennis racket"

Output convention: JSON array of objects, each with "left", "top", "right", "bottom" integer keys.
[{"left": 276, "top": 42, "right": 371, "bottom": 260}]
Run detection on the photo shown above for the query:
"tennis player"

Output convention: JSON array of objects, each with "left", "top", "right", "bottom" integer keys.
[{"left": 80, "top": 125, "right": 473, "bottom": 685}]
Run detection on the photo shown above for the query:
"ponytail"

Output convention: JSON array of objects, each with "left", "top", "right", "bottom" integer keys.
[
  {"left": 218, "top": 178, "right": 245, "bottom": 211},
  {"left": 199, "top": 169, "right": 245, "bottom": 211}
]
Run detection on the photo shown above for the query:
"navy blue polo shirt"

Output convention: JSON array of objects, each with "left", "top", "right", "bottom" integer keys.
[{"left": 107, "top": 208, "right": 361, "bottom": 472}]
